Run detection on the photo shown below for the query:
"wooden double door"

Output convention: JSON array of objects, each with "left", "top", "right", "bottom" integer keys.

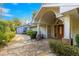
[{"left": 54, "top": 24, "right": 64, "bottom": 39}]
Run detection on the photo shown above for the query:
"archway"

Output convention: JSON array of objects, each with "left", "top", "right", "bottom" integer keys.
[{"left": 41, "top": 11, "right": 56, "bottom": 38}]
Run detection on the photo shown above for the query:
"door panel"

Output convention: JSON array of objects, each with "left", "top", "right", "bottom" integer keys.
[
  {"left": 58, "top": 25, "right": 64, "bottom": 38},
  {"left": 54, "top": 25, "right": 64, "bottom": 39}
]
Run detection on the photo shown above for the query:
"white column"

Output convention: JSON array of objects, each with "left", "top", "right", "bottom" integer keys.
[
  {"left": 63, "top": 15, "right": 70, "bottom": 39},
  {"left": 37, "top": 23, "right": 40, "bottom": 35},
  {"left": 37, "top": 18, "right": 41, "bottom": 35},
  {"left": 46, "top": 24, "right": 48, "bottom": 38}
]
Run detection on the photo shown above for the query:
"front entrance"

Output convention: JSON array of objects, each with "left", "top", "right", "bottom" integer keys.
[{"left": 54, "top": 24, "right": 64, "bottom": 39}]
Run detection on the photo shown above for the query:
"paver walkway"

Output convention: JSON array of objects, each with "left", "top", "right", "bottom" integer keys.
[{"left": 0, "top": 34, "right": 56, "bottom": 56}]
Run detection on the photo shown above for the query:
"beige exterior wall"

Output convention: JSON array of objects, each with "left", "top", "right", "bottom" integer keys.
[
  {"left": 62, "top": 9, "right": 79, "bottom": 44},
  {"left": 70, "top": 14, "right": 79, "bottom": 44}
]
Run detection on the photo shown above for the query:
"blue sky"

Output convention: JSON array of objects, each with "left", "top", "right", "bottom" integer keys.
[{"left": 0, "top": 3, "right": 41, "bottom": 21}]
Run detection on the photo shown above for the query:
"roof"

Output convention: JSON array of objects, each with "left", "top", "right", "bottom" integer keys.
[
  {"left": 16, "top": 24, "right": 30, "bottom": 28},
  {"left": 33, "top": 3, "right": 79, "bottom": 20}
]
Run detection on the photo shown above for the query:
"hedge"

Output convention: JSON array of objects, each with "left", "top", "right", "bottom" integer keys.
[
  {"left": 4, "top": 32, "right": 15, "bottom": 42},
  {"left": 0, "top": 32, "right": 6, "bottom": 44},
  {"left": 0, "top": 32, "right": 15, "bottom": 45},
  {"left": 49, "top": 39, "right": 79, "bottom": 56},
  {"left": 26, "top": 30, "right": 33, "bottom": 35},
  {"left": 26, "top": 30, "right": 37, "bottom": 39},
  {"left": 76, "top": 34, "right": 79, "bottom": 46},
  {"left": 0, "top": 20, "right": 16, "bottom": 47}
]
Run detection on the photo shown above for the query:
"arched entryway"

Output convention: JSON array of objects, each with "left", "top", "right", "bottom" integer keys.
[
  {"left": 41, "top": 11, "right": 56, "bottom": 38},
  {"left": 39, "top": 11, "right": 64, "bottom": 39}
]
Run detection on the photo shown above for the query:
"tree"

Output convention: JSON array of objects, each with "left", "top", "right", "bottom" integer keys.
[{"left": 12, "top": 18, "right": 21, "bottom": 26}]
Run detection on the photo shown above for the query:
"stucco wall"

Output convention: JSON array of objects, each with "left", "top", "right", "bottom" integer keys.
[{"left": 70, "top": 15, "right": 79, "bottom": 44}]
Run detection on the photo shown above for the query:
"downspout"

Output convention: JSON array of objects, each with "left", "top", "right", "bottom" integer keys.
[{"left": 70, "top": 15, "right": 73, "bottom": 45}]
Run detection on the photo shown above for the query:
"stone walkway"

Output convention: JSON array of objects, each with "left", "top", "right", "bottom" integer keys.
[{"left": 0, "top": 34, "right": 56, "bottom": 56}]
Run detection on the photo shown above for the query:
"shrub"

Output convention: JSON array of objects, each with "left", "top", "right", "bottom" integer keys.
[
  {"left": 0, "top": 20, "right": 16, "bottom": 33},
  {"left": 31, "top": 31, "right": 37, "bottom": 39},
  {"left": 0, "top": 32, "right": 15, "bottom": 45},
  {"left": 0, "top": 20, "right": 9, "bottom": 32},
  {"left": 4, "top": 32, "right": 15, "bottom": 42},
  {"left": 49, "top": 39, "right": 79, "bottom": 56},
  {"left": 76, "top": 34, "right": 79, "bottom": 46},
  {"left": 26, "top": 30, "right": 37, "bottom": 39},
  {"left": 0, "top": 20, "right": 16, "bottom": 47},
  {"left": 0, "top": 32, "right": 6, "bottom": 44},
  {"left": 26, "top": 30, "right": 33, "bottom": 35}
]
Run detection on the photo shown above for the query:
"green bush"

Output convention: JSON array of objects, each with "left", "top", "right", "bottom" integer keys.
[
  {"left": 0, "top": 20, "right": 16, "bottom": 33},
  {"left": 4, "top": 32, "right": 15, "bottom": 42},
  {"left": 26, "top": 30, "right": 37, "bottom": 39},
  {"left": 0, "top": 32, "right": 6, "bottom": 44},
  {"left": 0, "top": 20, "right": 16, "bottom": 47},
  {"left": 0, "top": 20, "right": 9, "bottom": 32},
  {"left": 76, "top": 34, "right": 79, "bottom": 46},
  {"left": 31, "top": 31, "right": 37, "bottom": 39},
  {"left": 49, "top": 40, "right": 79, "bottom": 56},
  {"left": 0, "top": 32, "right": 15, "bottom": 45},
  {"left": 26, "top": 30, "right": 33, "bottom": 35}
]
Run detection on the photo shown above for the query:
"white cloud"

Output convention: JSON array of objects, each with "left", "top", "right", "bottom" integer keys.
[
  {"left": 2, "top": 13, "right": 13, "bottom": 17},
  {"left": 0, "top": 8, "right": 10, "bottom": 13},
  {"left": 12, "top": 3, "right": 18, "bottom": 5},
  {"left": 0, "top": 7, "right": 13, "bottom": 17}
]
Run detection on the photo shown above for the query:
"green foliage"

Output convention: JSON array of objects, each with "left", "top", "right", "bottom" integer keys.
[
  {"left": 8, "top": 21, "right": 16, "bottom": 32},
  {"left": 76, "top": 34, "right": 79, "bottom": 46},
  {"left": 12, "top": 18, "right": 21, "bottom": 26},
  {"left": 10, "top": 26, "right": 15, "bottom": 32},
  {"left": 0, "top": 20, "right": 16, "bottom": 32},
  {"left": 0, "top": 20, "right": 16, "bottom": 46},
  {"left": 49, "top": 40, "right": 79, "bottom": 56},
  {"left": 0, "top": 20, "right": 15, "bottom": 32},
  {"left": 26, "top": 30, "right": 37, "bottom": 39},
  {"left": 26, "top": 30, "right": 33, "bottom": 35},
  {"left": 0, "top": 32, "right": 6, "bottom": 44},
  {"left": 31, "top": 31, "right": 37, "bottom": 39},
  {"left": 4, "top": 32, "right": 15, "bottom": 42},
  {"left": 0, "top": 25, "right": 4, "bottom": 32},
  {"left": 0, "top": 32, "right": 15, "bottom": 45},
  {"left": 0, "top": 20, "right": 9, "bottom": 32}
]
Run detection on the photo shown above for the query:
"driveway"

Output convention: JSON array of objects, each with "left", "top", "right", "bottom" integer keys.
[{"left": 0, "top": 34, "right": 56, "bottom": 56}]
